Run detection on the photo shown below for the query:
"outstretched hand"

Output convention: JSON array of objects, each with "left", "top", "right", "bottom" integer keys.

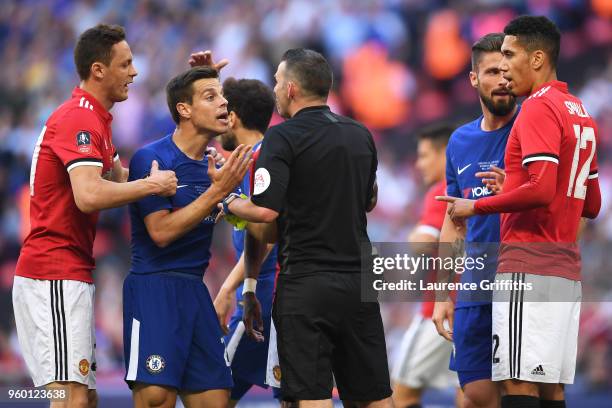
[
  {"left": 475, "top": 165, "right": 505, "bottom": 194},
  {"left": 188, "top": 50, "right": 229, "bottom": 71},
  {"left": 436, "top": 195, "right": 476, "bottom": 221},
  {"left": 207, "top": 144, "right": 252, "bottom": 196}
]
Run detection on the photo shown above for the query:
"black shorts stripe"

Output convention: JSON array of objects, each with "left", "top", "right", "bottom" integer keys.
[
  {"left": 508, "top": 273, "right": 515, "bottom": 378},
  {"left": 59, "top": 281, "right": 68, "bottom": 381},
  {"left": 517, "top": 274, "right": 525, "bottom": 378},
  {"left": 50, "top": 281, "right": 59, "bottom": 381}
]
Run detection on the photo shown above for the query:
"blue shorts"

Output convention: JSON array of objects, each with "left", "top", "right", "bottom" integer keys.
[
  {"left": 123, "top": 273, "right": 233, "bottom": 391},
  {"left": 231, "top": 376, "right": 282, "bottom": 401},
  {"left": 450, "top": 304, "right": 492, "bottom": 388}
]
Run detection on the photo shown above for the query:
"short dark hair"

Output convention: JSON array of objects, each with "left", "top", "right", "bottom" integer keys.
[
  {"left": 166, "top": 67, "right": 219, "bottom": 124},
  {"left": 74, "top": 24, "right": 126, "bottom": 80},
  {"left": 471, "top": 33, "right": 505, "bottom": 70},
  {"left": 223, "top": 78, "right": 275, "bottom": 134},
  {"left": 504, "top": 15, "right": 561, "bottom": 68},
  {"left": 417, "top": 123, "right": 454, "bottom": 149},
  {"left": 280, "top": 48, "right": 333, "bottom": 99}
]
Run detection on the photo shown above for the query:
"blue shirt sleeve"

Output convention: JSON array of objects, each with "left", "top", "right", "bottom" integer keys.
[
  {"left": 445, "top": 138, "right": 461, "bottom": 198},
  {"left": 129, "top": 148, "right": 173, "bottom": 218}
]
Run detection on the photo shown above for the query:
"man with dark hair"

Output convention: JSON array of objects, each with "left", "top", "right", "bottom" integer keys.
[
  {"left": 439, "top": 16, "right": 601, "bottom": 408},
  {"left": 122, "top": 66, "right": 253, "bottom": 408},
  {"left": 211, "top": 77, "right": 282, "bottom": 405},
  {"left": 12, "top": 24, "right": 177, "bottom": 408},
  {"left": 392, "top": 123, "right": 462, "bottom": 408},
  {"left": 432, "top": 32, "right": 518, "bottom": 408},
  {"left": 224, "top": 48, "right": 392, "bottom": 408}
]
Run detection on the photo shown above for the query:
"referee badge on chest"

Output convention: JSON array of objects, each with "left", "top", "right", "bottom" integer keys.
[
  {"left": 76, "top": 131, "right": 92, "bottom": 154},
  {"left": 145, "top": 355, "right": 166, "bottom": 374}
]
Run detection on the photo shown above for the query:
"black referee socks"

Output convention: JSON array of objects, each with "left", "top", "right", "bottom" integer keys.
[
  {"left": 540, "top": 401, "right": 566, "bottom": 408},
  {"left": 501, "top": 395, "right": 540, "bottom": 408},
  {"left": 404, "top": 404, "right": 422, "bottom": 408}
]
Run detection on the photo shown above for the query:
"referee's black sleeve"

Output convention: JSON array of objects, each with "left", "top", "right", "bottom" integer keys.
[{"left": 252, "top": 127, "right": 293, "bottom": 212}]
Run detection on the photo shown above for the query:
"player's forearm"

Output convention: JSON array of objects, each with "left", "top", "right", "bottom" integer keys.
[
  {"left": 146, "top": 185, "right": 226, "bottom": 247},
  {"left": 436, "top": 208, "right": 463, "bottom": 299},
  {"left": 222, "top": 244, "right": 275, "bottom": 294},
  {"left": 474, "top": 161, "right": 556, "bottom": 214},
  {"left": 78, "top": 177, "right": 159, "bottom": 213},
  {"left": 244, "top": 231, "right": 269, "bottom": 281},
  {"left": 246, "top": 221, "right": 278, "bottom": 243},
  {"left": 581, "top": 178, "right": 601, "bottom": 219},
  {"left": 228, "top": 198, "right": 278, "bottom": 223}
]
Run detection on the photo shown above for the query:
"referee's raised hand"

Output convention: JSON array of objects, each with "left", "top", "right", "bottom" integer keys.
[{"left": 243, "top": 292, "right": 264, "bottom": 342}]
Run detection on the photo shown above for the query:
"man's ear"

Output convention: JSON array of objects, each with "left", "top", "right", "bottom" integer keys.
[
  {"left": 176, "top": 102, "right": 191, "bottom": 121},
  {"left": 469, "top": 71, "right": 478, "bottom": 88},
  {"left": 229, "top": 110, "right": 239, "bottom": 129},
  {"left": 531, "top": 49, "right": 545, "bottom": 71},
  {"left": 287, "top": 81, "right": 296, "bottom": 100},
  {"left": 90, "top": 62, "right": 105, "bottom": 80}
]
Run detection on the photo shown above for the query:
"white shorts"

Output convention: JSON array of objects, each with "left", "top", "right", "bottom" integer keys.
[
  {"left": 391, "top": 314, "right": 458, "bottom": 389},
  {"left": 492, "top": 273, "right": 581, "bottom": 384},
  {"left": 265, "top": 318, "right": 281, "bottom": 388},
  {"left": 12, "top": 276, "right": 97, "bottom": 388}
]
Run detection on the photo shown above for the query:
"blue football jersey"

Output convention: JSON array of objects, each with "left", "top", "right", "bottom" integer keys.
[
  {"left": 128, "top": 134, "right": 225, "bottom": 276},
  {"left": 446, "top": 110, "right": 519, "bottom": 307}
]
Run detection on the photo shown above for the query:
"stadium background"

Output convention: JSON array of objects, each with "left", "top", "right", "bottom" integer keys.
[{"left": 0, "top": 0, "right": 610, "bottom": 406}]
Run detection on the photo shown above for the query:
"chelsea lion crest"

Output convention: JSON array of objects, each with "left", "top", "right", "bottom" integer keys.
[{"left": 145, "top": 355, "right": 165, "bottom": 374}]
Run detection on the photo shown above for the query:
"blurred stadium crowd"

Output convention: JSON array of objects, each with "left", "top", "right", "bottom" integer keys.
[{"left": 0, "top": 0, "right": 611, "bottom": 398}]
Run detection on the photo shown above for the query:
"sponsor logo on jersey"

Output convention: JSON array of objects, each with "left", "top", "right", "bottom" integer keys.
[
  {"left": 273, "top": 365, "right": 282, "bottom": 382},
  {"left": 457, "top": 163, "right": 471, "bottom": 175},
  {"left": 531, "top": 365, "right": 545, "bottom": 376},
  {"left": 79, "top": 359, "right": 90, "bottom": 376},
  {"left": 145, "top": 355, "right": 166, "bottom": 374},
  {"left": 463, "top": 186, "right": 492, "bottom": 198},
  {"left": 76, "top": 131, "right": 92, "bottom": 154}
]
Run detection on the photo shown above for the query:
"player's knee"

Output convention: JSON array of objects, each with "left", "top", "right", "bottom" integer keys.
[
  {"left": 87, "top": 390, "right": 98, "bottom": 408},
  {"left": 139, "top": 387, "right": 175, "bottom": 408},
  {"left": 462, "top": 388, "right": 496, "bottom": 408},
  {"left": 391, "top": 383, "right": 421, "bottom": 406}
]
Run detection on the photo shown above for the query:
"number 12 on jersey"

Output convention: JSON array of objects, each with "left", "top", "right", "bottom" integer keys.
[{"left": 567, "top": 125, "right": 596, "bottom": 200}]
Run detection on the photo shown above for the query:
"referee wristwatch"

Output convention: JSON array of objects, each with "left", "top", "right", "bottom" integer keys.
[{"left": 222, "top": 193, "right": 241, "bottom": 215}]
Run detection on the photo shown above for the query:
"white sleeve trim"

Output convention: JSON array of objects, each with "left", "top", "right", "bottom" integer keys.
[
  {"left": 522, "top": 156, "right": 559, "bottom": 167},
  {"left": 414, "top": 225, "right": 441, "bottom": 239},
  {"left": 67, "top": 161, "right": 103, "bottom": 172},
  {"left": 588, "top": 172, "right": 598, "bottom": 179}
]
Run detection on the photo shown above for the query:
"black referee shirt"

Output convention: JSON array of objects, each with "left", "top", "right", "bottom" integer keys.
[{"left": 252, "top": 105, "right": 377, "bottom": 275}]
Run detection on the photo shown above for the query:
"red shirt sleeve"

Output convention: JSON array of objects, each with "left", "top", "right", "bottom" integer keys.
[
  {"left": 474, "top": 161, "right": 557, "bottom": 214},
  {"left": 519, "top": 99, "right": 563, "bottom": 167},
  {"left": 50, "top": 108, "right": 104, "bottom": 172},
  {"left": 419, "top": 182, "right": 446, "bottom": 229},
  {"left": 582, "top": 178, "right": 601, "bottom": 219}
]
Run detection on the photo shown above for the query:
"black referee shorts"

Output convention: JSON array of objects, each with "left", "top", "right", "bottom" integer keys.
[{"left": 272, "top": 271, "right": 392, "bottom": 402}]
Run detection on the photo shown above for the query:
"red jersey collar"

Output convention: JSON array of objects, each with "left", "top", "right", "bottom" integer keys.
[
  {"left": 532, "top": 80, "right": 568, "bottom": 95},
  {"left": 72, "top": 87, "right": 113, "bottom": 123}
]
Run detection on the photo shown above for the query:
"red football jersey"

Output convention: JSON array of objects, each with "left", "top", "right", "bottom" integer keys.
[
  {"left": 16, "top": 87, "right": 117, "bottom": 283},
  {"left": 498, "top": 81, "right": 599, "bottom": 280},
  {"left": 417, "top": 181, "right": 446, "bottom": 318}
]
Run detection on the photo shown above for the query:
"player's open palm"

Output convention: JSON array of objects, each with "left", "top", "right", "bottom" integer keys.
[
  {"left": 148, "top": 160, "right": 178, "bottom": 197},
  {"left": 475, "top": 165, "right": 505, "bottom": 194},
  {"left": 432, "top": 299, "right": 455, "bottom": 342},
  {"left": 208, "top": 144, "right": 252, "bottom": 195}
]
